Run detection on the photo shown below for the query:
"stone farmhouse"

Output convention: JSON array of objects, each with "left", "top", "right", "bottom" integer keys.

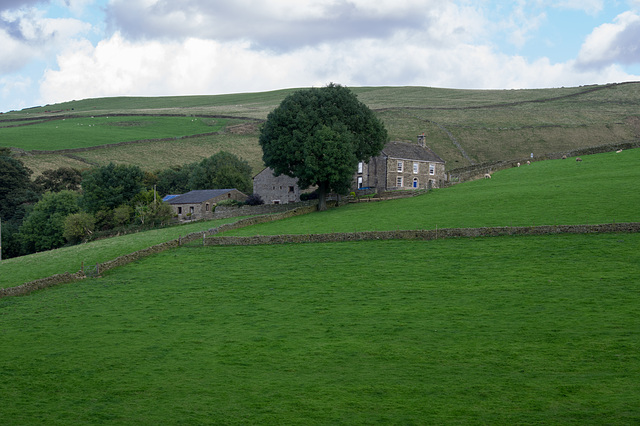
[
  {"left": 252, "top": 134, "right": 445, "bottom": 203},
  {"left": 252, "top": 168, "right": 306, "bottom": 205},
  {"left": 164, "top": 189, "right": 247, "bottom": 221},
  {"left": 355, "top": 134, "right": 446, "bottom": 191}
]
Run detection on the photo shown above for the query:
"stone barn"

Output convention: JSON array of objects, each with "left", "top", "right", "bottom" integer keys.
[
  {"left": 166, "top": 189, "right": 247, "bottom": 221},
  {"left": 253, "top": 167, "right": 315, "bottom": 204}
]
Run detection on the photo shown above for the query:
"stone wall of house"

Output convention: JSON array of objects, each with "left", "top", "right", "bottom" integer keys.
[
  {"left": 385, "top": 158, "right": 445, "bottom": 190},
  {"left": 253, "top": 170, "right": 302, "bottom": 204}
]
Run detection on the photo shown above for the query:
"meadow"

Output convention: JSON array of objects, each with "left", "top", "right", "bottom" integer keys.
[
  {"left": 223, "top": 148, "right": 640, "bottom": 237},
  {"left": 3, "top": 82, "right": 640, "bottom": 175},
  {"left": 2, "top": 149, "right": 637, "bottom": 290},
  {"left": 0, "top": 216, "right": 247, "bottom": 289},
  {"left": 0, "top": 116, "right": 228, "bottom": 151},
  {"left": 1, "top": 234, "right": 639, "bottom": 423}
]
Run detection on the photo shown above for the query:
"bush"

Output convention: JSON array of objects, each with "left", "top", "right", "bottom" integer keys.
[
  {"left": 300, "top": 191, "right": 319, "bottom": 201},
  {"left": 245, "top": 193, "right": 264, "bottom": 206}
]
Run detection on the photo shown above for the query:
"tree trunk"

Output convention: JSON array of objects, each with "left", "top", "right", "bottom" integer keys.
[{"left": 317, "top": 181, "right": 329, "bottom": 211}]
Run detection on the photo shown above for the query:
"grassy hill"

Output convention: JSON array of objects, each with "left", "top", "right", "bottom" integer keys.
[
  {"left": 1, "top": 149, "right": 639, "bottom": 422},
  {"left": 1, "top": 82, "right": 639, "bottom": 176},
  {"left": 1, "top": 87, "right": 639, "bottom": 423}
]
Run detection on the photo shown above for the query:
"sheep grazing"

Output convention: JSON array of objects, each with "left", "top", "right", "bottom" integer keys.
[
  {"left": 527, "top": 160, "right": 531, "bottom": 165},
  {"left": 576, "top": 157, "right": 582, "bottom": 162},
  {"left": 517, "top": 162, "right": 521, "bottom": 167},
  {"left": 562, "top": 155, "right": 567, "bottom": 160},
  {"left": 484, "top": 173, "right": 491, "bottom": 179},
  {"left": 616, "top": 149, "right": 623, "bottom": 153}
]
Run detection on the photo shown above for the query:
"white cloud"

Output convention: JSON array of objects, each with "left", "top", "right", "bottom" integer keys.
[
  {"left": 39, "top": 24, "right": 640, "bottom": 108},
  {"left": 576, "top": 11, "right": 640, "bottom": 69}
]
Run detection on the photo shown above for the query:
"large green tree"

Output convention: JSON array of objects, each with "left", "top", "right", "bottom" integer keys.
[
  {"left": 188, "top": 151, "right": 252, "bottom": 194},
  {"left": 259, "top": 83, "right": 388, "bottom": 210},
  {"left": 0, "top": 147, "right": 37, "bottom": 223},
  {"left": 20, "top": 190, "right": 80, "bottom": 254},
  {"left": 80, "top": 163, "right": 145, "bottom": 213}
]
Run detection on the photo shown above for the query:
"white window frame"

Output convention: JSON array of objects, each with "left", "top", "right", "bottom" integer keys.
[
  {"left": 413, "top": 162, "right": 419, "bottom": 174},
  {"left": 397, "top": 176, "right": 403, "bottom": 187},
  {"left": 357, "top": 176, "right": 363, "bottom": 189},
  {"left": 429, "top": 163, "right": 435, "bottom": 175},
  {"left": 358, "top": 162, "right": 363, "bottom": 174},
  {"left": 397, "top": 161, "right": 403, "bottom": 172}
]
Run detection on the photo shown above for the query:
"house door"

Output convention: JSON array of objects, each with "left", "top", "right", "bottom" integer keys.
[{"left": 413, "top": 178, "right": 418, "bottom": 188}]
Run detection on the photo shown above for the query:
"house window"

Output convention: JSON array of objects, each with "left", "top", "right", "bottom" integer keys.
[
  {"left": 429, "top": 164, "right": 435, "bottom": 175},
  {"left": 413, "top": 162, "right": 419, "bottom": 174},
  {"left": 190, "top": 206, "right": 194, "bottom": 214},
  {"left": 397, "top": 161, "right": 403, "bottom": 172},
  {"left": 273, "top": 200, "right": 280, "bottom": 205},
  {"left": 177, "top": 206, "right": 182, "bottom": 215},
  {"left": 205, "top": 203, "right": 210, "bottom": 212},
  {"left": 357, "top": 176, "right": 363, "bottom": 189},
  {"left": 227, "top": 193, "right": 231, "bottom": 198},
  {"left": 289, "top": 186, "right": 295, "bottom": 193},
  {"left": 397, "top": 176, "right": 403, "bottom": 187},
  {"left": 358, "top": 162, "right": 363, "bottom": 173},
  {"left": 413, "top": 177, "right": 418, "bottom": 188}
]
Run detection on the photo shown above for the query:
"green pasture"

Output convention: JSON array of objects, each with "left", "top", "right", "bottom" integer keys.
[
  {"left": 0, "top": 217, "right": 248, "bottom": 289},
  {"left": 223, "top": 148, "right": 640, "bottom": 237},
  {"left": 0, "top": 116, "right": 228, "bottom": 151},
  {"left": 1, "top": 234, "right": 639, "bottom": 423},
  {"left": 4, "top": 83, "right": 639, "bottom": 174}
]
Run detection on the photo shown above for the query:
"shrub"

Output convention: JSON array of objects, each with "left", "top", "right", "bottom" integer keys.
[{"left": 245, "top": 193, "right": 264, "bottom": 206}]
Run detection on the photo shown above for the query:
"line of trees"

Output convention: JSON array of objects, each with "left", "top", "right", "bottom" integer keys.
[{"left": 0, "top": 149, "right": 253, "bottom": 259}]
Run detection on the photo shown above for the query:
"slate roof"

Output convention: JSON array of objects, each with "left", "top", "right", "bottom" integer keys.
[
  {"left": 381, "top": 141, "right": 445, "bottom": 163},
  {"left": 162, "top": 194, "right": 180, "bottom": 202},
  {"left": 166, "top": 189, "right": 236, "bottom": 204}
]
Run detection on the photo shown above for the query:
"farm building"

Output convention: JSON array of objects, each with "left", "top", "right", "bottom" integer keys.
[
  {"left": 253, "top": 167, "right": 316, "bottom": 204},
  {"left": 165, "top": 189, "right": 247, "bottom": 221},
  {"left": 355, "top": 135, "right": 446, "bottom": 192},
  {"left": 253, "top": 134, "right": 445, "bottom": 200}
]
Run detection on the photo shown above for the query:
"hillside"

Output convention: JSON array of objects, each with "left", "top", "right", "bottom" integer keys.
[
  {"left": 1, "top": 82, "right": 639, "bottom": 176},
  {"left": 2, "top": 148, "right": 638, "bottom": 290}
]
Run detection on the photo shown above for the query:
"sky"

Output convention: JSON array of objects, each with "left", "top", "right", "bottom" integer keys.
[{"left": 1, "top": 0, "right": 640, "bottom": 113}]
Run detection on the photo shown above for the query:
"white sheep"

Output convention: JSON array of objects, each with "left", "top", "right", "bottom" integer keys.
[
  {"left": 576, "top": 157, "right": 582, "bottom": 162},
  {"left": 517, "top": 162, "right": 520, "bottom": 167},
  {"left": 527, "top": 160, "right": 531, "bottom": 165},
  {"left": 616, "top": 149, "right": 623, "bottom": 153},
  {"left": 484, "top": 173, "right": 491, "bottom": 179}
]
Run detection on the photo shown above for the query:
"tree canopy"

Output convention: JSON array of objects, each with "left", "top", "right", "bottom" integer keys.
[
  {"left": 20, "top": 190, "right": 80, "bottom": 253},
  {"left": 259, "top": 83, "right": 387, "bottom": 210},
  {"left": 0, "top": 148, "right": 37, "bottom": 223},
  {"left": 80, "top": 163, "right": 145, "bottom": 213},
  {"left": 188, "top": 151, "right": 252, "bottom": 194}
]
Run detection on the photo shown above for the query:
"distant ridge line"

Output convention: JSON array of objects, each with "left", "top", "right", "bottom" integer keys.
[{"left": 373, "top": 81, "right": 640, "bottom": 112}]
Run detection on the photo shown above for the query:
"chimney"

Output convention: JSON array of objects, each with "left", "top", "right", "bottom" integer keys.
[{"left": 417, "top": 133, "right": 426, "bottom": 147}]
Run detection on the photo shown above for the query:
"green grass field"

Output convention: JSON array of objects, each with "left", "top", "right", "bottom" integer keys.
[
  {"left": 3, "top": 83, "right": 640, "bottom": 175},
  {"left": 224, "top": 148, "right": 640, "bottom": 237},
  {"left": 1, "top": 234, "right": 639, "bottom": 423},
  {"left": 0, "top": 116, "right": 228, "bottom": 151},
  {"left": 0, "top": 217, "right": 248, "bottom": 289}
]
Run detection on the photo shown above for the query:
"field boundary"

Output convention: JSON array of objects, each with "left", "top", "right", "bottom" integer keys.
[
  {"left": 2, "top": 220, "right": 638, "bottom": 299},
  {"left": 0, "top": 204, "right": 317, "bottom": 298},
  {"left": 204, "top": 222, "right": 640, "bottom": 246}
]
